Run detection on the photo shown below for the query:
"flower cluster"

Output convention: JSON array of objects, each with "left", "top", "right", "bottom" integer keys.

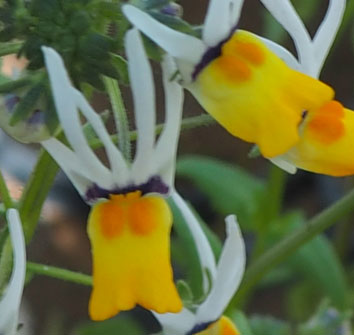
[{"left": 0, "top": 0, "right": 351, "bottom": 334}]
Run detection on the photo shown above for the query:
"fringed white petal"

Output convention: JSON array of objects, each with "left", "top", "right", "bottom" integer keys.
[
  {"left": 125, "top": 29, "right": 156, "bottom": 184},
  {"left": 42, "top": 138, "right": 97, "bottom": 197},
  {"left": 42, "top": 47, "right": 113, "bottom": 189},
  {"left": 269, "top": 157, "right": 297, "bottom": 174},
  {"left": 152, "top": 55, "right": 183, "bottom": 186},
  {"left": 203, "top": 0, "right": 244, "bottom": 47},
  {"left": 153, "top": 308, "right": 195, "bottom": 335},
  {"left": 0, "top": 209, "right": 26, "bottom": 335},
  {"left": 260, "top": 0, "right": 314, "bottom": 74},
  {"left": 257, "top": 35, "right": 300, "bottom": 70},
  {"left": 196, "top": 216, "right": 245, "bottom": 324},
  {"left": 172, "top": 191, "right": 217, "bottom": 292},
  {"left": 313, "top": 0, "right": 345, "bottom": 77},
  {"left": 122, "top": 5, "right": 205, "bottom": 64},
  {"left": 73, "top": 90, "right": 130, "bottom": 185}
]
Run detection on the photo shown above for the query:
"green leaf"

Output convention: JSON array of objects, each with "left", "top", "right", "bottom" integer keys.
[
  {"left": 74, "top": 316, "right": 143, "bottom": 335},
  {"left": 177, "top": 155, "right": 266, "bottom": 231},
  {"left": 169, "top": 198, "right": 205, "bottom": 300},
  {"left": 230, "top": 310, "right": 254, "bottom": 335},
  {"left": 268, "top": 212, "right": 349, "bottom": 310},
  {"left": 250, "top": 315, "right": 291, "bottom": 335}
]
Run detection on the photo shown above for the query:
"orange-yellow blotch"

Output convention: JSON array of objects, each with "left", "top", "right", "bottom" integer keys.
[
  {"left": 279, "top": 100, "right": 354, "bottom": 176},
  {"left": 189, "top": 30, "right": 334, "bottom": 157},
  {"left": 87, "top": 191, "right": 182, "bottom": 321},
  {"left": 196, "top": 316, "right": 240, "bottom": 335}
]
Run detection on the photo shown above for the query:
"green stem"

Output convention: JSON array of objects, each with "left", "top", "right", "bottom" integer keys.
[
  {"left": 19, "top": 149, "right": 59, "bottom": 242},
  {"left": 251, "top": 165, "right": 286, "bottom": 260},
  {"left": 264, "top": 165, "right": 286, "bottom": 223},
  {"left": 0, "top": 169, "right": 14, "bottom": 209},
  {"left": 229, "top": 186, "right": 354, "bottom": 308},
  {"left": 89, "top": 114, "right": 215, "bottom": 150},
  {"left": 0, "top": 41, "right": 23, "bottom": 57},
  {"left": 103, "top": 76, "right": 131, "bottom": 161},
  {"left": 27, "top": 262, "right": 92, "bottom": 286}
]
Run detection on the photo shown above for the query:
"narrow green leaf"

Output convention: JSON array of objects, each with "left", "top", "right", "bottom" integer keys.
[{"left": 177, "top": 156, "right": 265, "bottom": 231}]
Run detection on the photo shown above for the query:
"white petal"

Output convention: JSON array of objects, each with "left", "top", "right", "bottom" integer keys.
[
  {"left": 171, "top": 191, "right": 217, "bottom": 292},
  {"left": 42, "top": 138, "right": 95, "bottom": 197},
  {"left": 203, "top": 0, "right": 244, "bottom": 46},
  {"left": 153, "top": 308, "right": 196, "bottom": 335},
  {"left": 41, "top": 47, "right": 113, "bottom": 189},
  {"left": 152, "top": 55, "right": 183, "bottom": 186},
  {"left": 269, "top": 156, "right": 297, "bottom": 174},
  {"left": 122, "top": 5, "right": 205, "bottom": 64},
  {"left": 313, "top": 0, "right": 345, "bottom": 77},
  {"left": 257, "top": 35, "right": 300, "bottom": 70},
  {"left": 73, "top": 90, "right": 130, "bottom": 185},
  {"left": 260, "top": 0, "right": 314, "bottom": 74},
  {"left": 196, "top": 216, "right": 246, "bottom": 324},
  {"left": 0, "top": 209, "right": 26, "bottom": 335},
  {"left": 125, "top": 29, "right": 156, "bottom": 184}
]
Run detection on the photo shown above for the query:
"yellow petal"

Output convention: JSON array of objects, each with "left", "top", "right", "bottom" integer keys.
[
  {"left": 190, "top": 30, "right": 334, "bottom": 157},
  {"left": 279, "top": 100, "right": 354, "bottom": 176},
  {"left": 196, "top": 316, "right": 240, "bottom": 335},
  {"left": 87, "top": 191, "right": 182, "bottom": 321}
]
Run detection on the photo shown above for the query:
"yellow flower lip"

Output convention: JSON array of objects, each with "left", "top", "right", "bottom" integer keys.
[
  {"left": 88, "top": 190, "right": 182, "bottom": 321},
  {"left": 193, "top": 316, "right": 240, "bottom": 335},
  {"left": 191, "top": 30, "right": 334, "bottom": 158}
]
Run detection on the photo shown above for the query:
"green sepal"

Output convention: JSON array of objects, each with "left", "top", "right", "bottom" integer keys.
[{"left": 9, "top": 81, "right": 44, "bottom": 126}]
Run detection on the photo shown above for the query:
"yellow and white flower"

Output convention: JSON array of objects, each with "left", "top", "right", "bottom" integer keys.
[
  {"left": 0, "top": 209, "right": 26, "bottom": 335},
  {"left": 123, "top": 0, "right": 334, "bottom": 158},
  {"left": 41, "top": 28, "right": 184, "bottom": 320},
  {"left": 261, "top": 0, "right": 353, "bottom": 176}
]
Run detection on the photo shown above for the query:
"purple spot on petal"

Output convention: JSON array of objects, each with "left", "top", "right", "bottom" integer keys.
[
  {"left": 186, "top": 321, "right": 215, "bottom": 335},
  {"left": 192, "top": 24, "right": 238, "bottom": 81},
  {"left": 85, "top": 175, "right": 169, "bottom": 202},
  {"left": 27, "top": 109, "right": 45, "bottom": 125}
]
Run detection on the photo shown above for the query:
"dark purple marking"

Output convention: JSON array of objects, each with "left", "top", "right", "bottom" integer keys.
[
  {"left": 5, "top": 94, "right": 20, "bottom": 113},
  {"left": 28, "top": 109, "right": 45, "bottom": 125},
  {"left": 85, "top": 175, "right": 169, "bottom": 202},
  {"left": 186, "top": 321, "right": 214, "bottom": 335},
  {"left": 161, "top": 4, "right": 180, "bottom": 16},
  {"left": 192, "top": 24, "right": 238, "bottom": 81}
]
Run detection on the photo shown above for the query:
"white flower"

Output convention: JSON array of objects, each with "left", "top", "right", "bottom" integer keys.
[
  {"left": 152, "top": 191, "right": 246, "bottom": 335},
  {"left": 40, "top": 27, "right": 183, "bottom": 203},
  {"left": 0, "top": 209, "right": 26, "bottom": 335},
  {"left": 260, "top": 0, "right": 346, "bottom": 78}
]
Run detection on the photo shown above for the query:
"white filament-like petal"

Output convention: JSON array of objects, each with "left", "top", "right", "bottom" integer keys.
[
  {"left": 0, "top": 209, "right": 26, "bottom": 335},
  {"left": 152, "top": 55, "right": 183, "bottom": 186},
  {"left": 123, "top": 5, "right": 205, "bottom": 64},
  {"left": 313, "top": 0, "right": 345, "bottom": 77},
  {"left": 270, "top": 156, "right": 297, "bottom": 174},
  {"left": 42, "top": 138, "right": 96, "bottom": 196},
  {"left": 153, "top": 308, "right": 195, "bottom": 335},
  {"left": 203, "top": 0, "right": 242, "bottom": 46},
  {"left": 42, "top": 47, "right": 113, "bottom": 187},
  {"left": 73, "top": 91, "right": 129, "bottom": 185},
  {"left": 172, "top": 191, "right": 217, "bottom": 291},
  {"left": 260, "top": 0, "right": 313, "bottom": 73},
  {"left": 258, "top": 35, "right": 300, "bottom": 70},
  {"left": 126, "top": 29, "right": 156, "bottom": 184},
  {"left": 196, "top": 216, "right": 245, "bottom": 324}
]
